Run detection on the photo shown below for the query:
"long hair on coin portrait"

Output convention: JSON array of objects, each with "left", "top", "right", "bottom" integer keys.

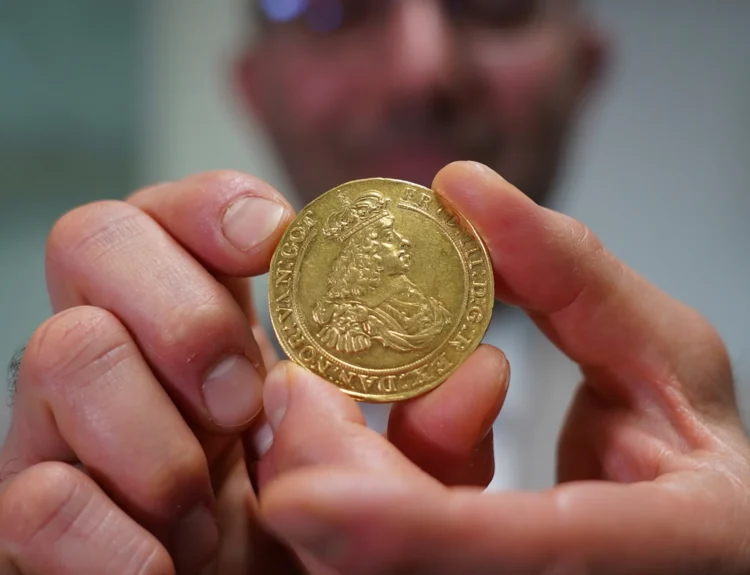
[{"left": 312, "top": 217, "right": 391, "bottom": 325}]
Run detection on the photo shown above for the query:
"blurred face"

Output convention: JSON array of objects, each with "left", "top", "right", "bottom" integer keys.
[{"left": 238, "top": 0, "right": 604, "bottom": 205}]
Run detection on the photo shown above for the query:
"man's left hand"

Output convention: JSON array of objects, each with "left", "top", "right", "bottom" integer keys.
[{"left": 256, "top": 162, "right": 750, "bottom": 575}]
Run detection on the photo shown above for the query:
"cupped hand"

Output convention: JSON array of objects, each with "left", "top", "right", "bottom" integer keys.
[{"left": 257, "top": 162, "right": 750, "bottom": 575}]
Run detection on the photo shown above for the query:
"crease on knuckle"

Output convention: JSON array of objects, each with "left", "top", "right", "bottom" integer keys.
[
  {"left": 25, "top": 307, "right": 134, "bottom": 394},
  {"left": 47, "top": 201, "right": 146, "bottom": 273},
  {"left": 550, "top": 216, "right": 607, "bottom": 316},
  {"left": 672, "top": 313, "right": 735, "bottom": 409},
  {"left": 102, "top": 520, "right": 171, "bottom": 575},
  {"left": 649, "top": 315, "right": 738, "bottom": 452},
  {"left": 0, "top": 462, "right": 88, "bottom": 547},
  {"left": 140, "top": 444, "right": 209, "bottom": 521},
  {"left": 693, "top": 319, "right": 733, "bottom": 384},
  {"left": 152, "top": 294, "right": 238, "bottom": 363},
  {"left": 0, "top": 463, "right": 173, "bottom": 575},
  {"left": 124, "top": 539, "right": 174, "bottom": 575}
]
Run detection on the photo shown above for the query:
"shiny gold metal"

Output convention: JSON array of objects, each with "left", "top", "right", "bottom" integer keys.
[{"left": 268, "top": 178, "right": 493, "bottom": 402}]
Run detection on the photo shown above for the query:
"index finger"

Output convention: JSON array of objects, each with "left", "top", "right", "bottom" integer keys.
[
  {"left": 44, "top": 172, "right": 291, "bottom": 436},
  {"left": 433, "top": 162, "right": 736, "bottom": 420}
]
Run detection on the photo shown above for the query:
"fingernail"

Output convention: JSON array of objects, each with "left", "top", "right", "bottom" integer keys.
[
  {"left": 222, "top": 196, "right": 285, "bottom": 251},
  {"left": 253, "top": 421, "right": 274, "bottom": 458},
  {"left": 267, "top": 511, "right": 347, "bottom": 563},
  {"left": 263, "top": 362, "right": 291, "bottom": 431},
  {"left": 172, "top": 503, "right": 219, "bottom": 573},
  {"left": 202, "top": 355, "right": 263, "bottom": 428}
]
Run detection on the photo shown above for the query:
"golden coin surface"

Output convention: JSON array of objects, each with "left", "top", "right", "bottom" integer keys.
[{"left": 269, "top": 178, "right": 494, "bottom": 402}]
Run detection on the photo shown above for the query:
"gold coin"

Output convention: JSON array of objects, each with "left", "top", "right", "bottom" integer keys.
[{"left": 268, "top": 178, "right": 494, "bottom": 402}]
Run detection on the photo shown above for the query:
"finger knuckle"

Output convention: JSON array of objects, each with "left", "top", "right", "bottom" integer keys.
[
  {"left": 689, "top": 313, "right": 733, "bottom": 383},
  {"left": 106, "top": 527, "right": 174, "bottom": 575},
  {"left": 0, "top": 462, "right": 88, "bottom": 545},
  {"left": 24, "top": 306, "right": 135, "bottom": 394},
  {"left": 153, "top": 293, "right": 240, "bottom": 363},
  {"left": 46, "top": 201, "right": 146, "bottom": 271},
  {"left": 124, "top": 545, "right": 175, "bottom": 575},
  {"left": 141, "top": 443, "right": 209, "bottom": 520},
  {"left": 565, "top": 215, "right": 605, "bottom": 260},
  {"left": 0, "top": 463, "right": 174, "bottom": 575}
]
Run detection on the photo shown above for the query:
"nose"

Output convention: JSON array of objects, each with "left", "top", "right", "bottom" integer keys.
[
  {"left": 385, "top": 0, "right": 456, "bottom": 98},
  {"left": 397, "top": 232, "right": 411, "bottom": 249}
]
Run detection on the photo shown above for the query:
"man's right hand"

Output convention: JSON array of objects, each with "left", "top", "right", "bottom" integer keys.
[
  {"left": 0, "top": 171, "right": 511, "bottom": 574},
  {"left": 0, "top": 171, "right": 299, "bottom": 574}
]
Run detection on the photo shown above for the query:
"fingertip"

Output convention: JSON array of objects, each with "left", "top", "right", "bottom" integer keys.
[
  {"left": 261, "top": 364, "right": 428, "bottom": 484},
  {"left": 263, "top": 360, "right": 292, "bottom": 431},
  {"left": 433, "top": 159, "right": 536, "bottom": 218},
  {"left": 251, "top": 419, "right": 275, "bottom": 460},
  {"left": 392, "top": 344, "right": 509, "bottom": 443},
  {"left": 469, "top": 344, "right": 511, "bottom": 433},
  {"left": 264, "top": 361, "right": 367, "bottom": 433},
  {"left": 433, "top": 161, "right": 513, "bottom": 199},
  {"left": 388, "top": 345, "right": 509, "bottom": 486},
  {"left": 478, "top": 343, "right": 511, "bottom": 383},
  {"left": 127, "top": 170, "right": 297, "bottom": 278},
  {"left": 434, "top": 160, "right": 500, "bottom": 181},
  {"left": 289, "top": 362, "right": 367, "bottom": 426}
]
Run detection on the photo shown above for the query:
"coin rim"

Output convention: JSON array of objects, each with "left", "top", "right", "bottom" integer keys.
[{"left": 268, "top": 177, "right": 494, "bottom": 403}]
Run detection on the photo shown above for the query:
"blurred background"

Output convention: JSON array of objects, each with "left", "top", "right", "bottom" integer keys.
[{"left": 1, "top": 0, "right": 748, "bottom": 451}]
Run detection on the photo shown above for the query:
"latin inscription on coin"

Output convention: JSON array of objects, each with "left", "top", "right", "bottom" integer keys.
[{"left": 269, "top": 178, "right": 494, "bottom": 402}]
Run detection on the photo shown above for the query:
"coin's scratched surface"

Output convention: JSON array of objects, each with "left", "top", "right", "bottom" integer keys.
[{"left": 269, "top": 178, "right": 494, "bottom": 402}]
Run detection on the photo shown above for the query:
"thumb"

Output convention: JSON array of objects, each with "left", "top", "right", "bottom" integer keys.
[
  {"left": 433, "top": 162, "right": 739, "bottom": 435},
  {"left": 261, "top": 469, "right": 747, "bottom": 575},
  {"left": 255, "top": 361, "right": 437, "bottom": 488}
]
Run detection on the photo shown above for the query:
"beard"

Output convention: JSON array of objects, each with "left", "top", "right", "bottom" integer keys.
[
  {"left": 335, "top": 92, "right": 503, "bottom": 186},
  {"left": 269, "top": 84, "right": 573, "bottom": 208}
]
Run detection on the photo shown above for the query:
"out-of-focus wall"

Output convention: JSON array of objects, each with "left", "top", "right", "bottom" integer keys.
[{"left": 0, "top": 1, "right": 140, "bottom": 438}]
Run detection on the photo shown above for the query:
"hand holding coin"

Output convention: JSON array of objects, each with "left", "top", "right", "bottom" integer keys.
[
  {"left": 269, "top": 179, "right": 493, "bottom": 402},
  {"left": 2, "top": 162, "right": 748, "bottom": 575},
  {"left": 0, "top": 168, "right": 508, "bottom": 573},
  {"left": 257, "top": 162, "right": 750, "bottom": 575}
]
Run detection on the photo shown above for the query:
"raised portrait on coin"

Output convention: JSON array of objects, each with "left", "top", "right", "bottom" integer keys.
[
  {"left": 269, "top": 178, "right": 493, "bottom": 402},
  {"left": 312, "top": 191, "right": 452, "bottom": 354}
]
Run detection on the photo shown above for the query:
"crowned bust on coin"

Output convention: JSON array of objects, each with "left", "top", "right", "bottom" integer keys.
[{"left": 312, "top": 191, "right": 452, "bottom": 354}]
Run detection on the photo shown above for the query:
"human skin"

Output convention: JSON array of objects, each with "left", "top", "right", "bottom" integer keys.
[
  {"left": 257, "top": 163, "right": 750, "bottom": 574},
  {"left": 0, "top": 162, "right": 748, "bottom": 574},
  {"left": 237, "top": 0, "right": 605, "bottom": 206},
  {"left": 0, "top": 165, "right": 508, "bottom": 574}
]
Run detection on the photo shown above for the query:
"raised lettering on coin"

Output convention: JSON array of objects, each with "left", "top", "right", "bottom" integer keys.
[{"left": 269, "top": 178, "right": 494, "bottom": 402}]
